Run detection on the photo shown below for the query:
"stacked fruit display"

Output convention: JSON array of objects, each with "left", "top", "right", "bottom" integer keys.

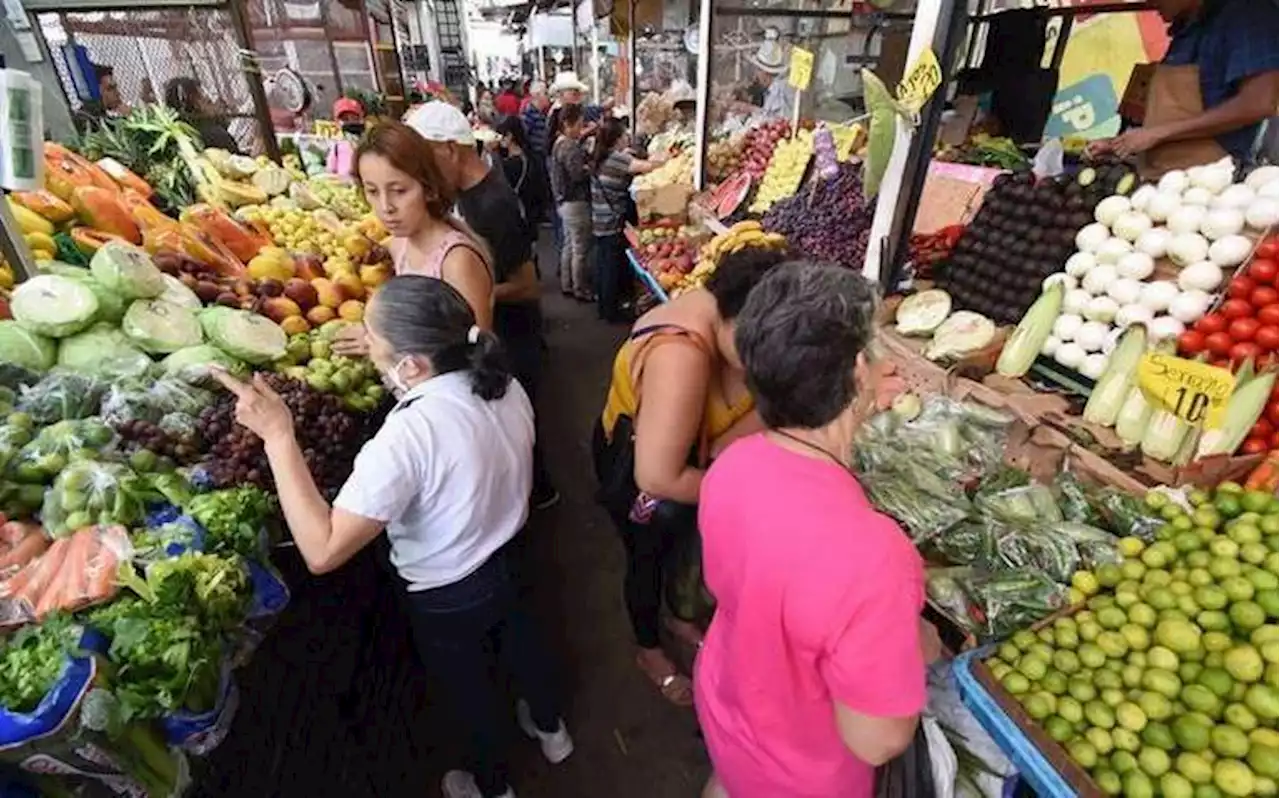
[
  {"left": 740, "top": 119, "right": 792, "bottom": 180},
  {"left": 273, "top": 323, "right": 387, "bottom": 412},
  {"left": 634, "top": 150, "right": 695, "bottom": 190},
  {"left": 706, "top": 137, "right": 744, "bottom": 183},
  {"left": 671, "top": 221, "right": 786, "bottom": 297},
  {"left": 984, "top": 481, "right": 1279, "bottom": 798},
  {"left": 748, "top": 130, "right": 814, "bottom": 215},
  {"left": 1177, "top": 236, "right": 1279, "bottom": 370}
]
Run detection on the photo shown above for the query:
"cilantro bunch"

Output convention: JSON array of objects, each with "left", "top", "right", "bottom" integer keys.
[{"left": 184, "top": 486, "right": 276, "bottom": 559}]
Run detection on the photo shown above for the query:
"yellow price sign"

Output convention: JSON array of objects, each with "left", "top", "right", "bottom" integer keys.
[
  {"left": 1136, "top": 352, "right": 1237, "bottom": 429},
  {"left": 313, "top": 120, "right": 342, "bottom": 139},
  {"left": 788, "top": 47, "right": 814, "bottom": 92},
  {"left": 896, "top": 48, "right": 942, "bottom": 114}
]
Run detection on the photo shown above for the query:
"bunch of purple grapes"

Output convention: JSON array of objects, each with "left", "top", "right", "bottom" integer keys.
[{"left": 762, "top": 163, "right": 873, "bottom": 269}]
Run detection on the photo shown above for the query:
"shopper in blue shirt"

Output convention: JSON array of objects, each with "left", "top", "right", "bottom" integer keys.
[{"left": 1093, "top": 0, "right": 1277, "bottom": 166}]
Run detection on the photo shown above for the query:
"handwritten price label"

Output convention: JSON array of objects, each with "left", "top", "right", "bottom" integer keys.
[
  {"left": 1137, "top": 352, "right": 1236, "bottom": 429},
  {"left": 312, "top": 120, "right": 342, "bottom": 139},
  {"left": 788, "top": 47, "right": 814, "bottom": 91},
  {"left": 896, "top": 48, "right": 942, "bottom": 114}
]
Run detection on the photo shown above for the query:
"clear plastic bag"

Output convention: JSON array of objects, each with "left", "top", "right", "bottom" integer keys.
[
  {"left": 0, "top": 524, "right": 131, "bottom": 626},
  {"left": 9, "top": 418, "right": 116, "bottom": 484},
  {"left": 40, "top": 461, "right": 152, "bottom": 538},
  {"left": 1051, "top": 521, "right": 1122, "bottom": 568},
  {"left": 101, "top": 377, "right": 214, "bottom": 428},
  {"left": 990, "top": 521, "right": 1079, "bottom": 583},
  {"left": 1052, "top": 469, "right": 1101, "bottom": 526},
  {"left": 975, "top": 483, "right": 1063, "bottom": 525},
  {"left": 1092, "top": 487, "right": 1164, "bottom": 541},
  {"left": 860, "top": 468, "right": 971, "bottom": 543},
  {"left": 15, "top": 371, "right": 107, "bottom": 425},
  {"left": 960, "top": 569, "right": 1066, "bottom": 640},
  {"left": 0, "top": 419, "right": 36, "bottom": 474}
]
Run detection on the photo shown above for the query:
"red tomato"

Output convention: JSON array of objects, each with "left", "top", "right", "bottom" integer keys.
[
  {"left": 1269, "top": 400, "right": 1280, "bottom": 427},
  {"left": 1248, "top": 258, "right": 1279, "bottom": 284},
  {"left": 1210, "top": 357, "right": 1232, "bottom": 369},
  {"left": 1258, "top": 325, "right": 1280, "bottom": 352},
  {"left": 1221, "top": 298, "right": 1254, "bottom": 320},
  {"left": 1256, "top": 237, "right": 1279, "bottom": 260},
  {"left": 1230, "top": 341, "right": 1263, "bottom": 365},
  {"left": 1206, "top": 331, "right": 1234, "bottom": 356},
  {"left": 1229, "top": 317, "right": 1261, "bottom": 342},
  {"left": 1195, "top": 312, "right": 1228, "bottom": 334},
  {"left": 1178, "top": 330, "right": 1207, "bottom": 355},
  {"left": 1272, "top": 430, "right": 1279, "bottom": 449},
  {"left": 1241, "top": 437, "right": 1271, "bottom": 455},
  {"left": 1228, "top": 276, "right": 1258, "bottom": 300},
  {"left": 1253, "top": 285, "right": 1280, "bottom": 308},
  {"left": 1260, "top": 304, "right": 1280, "bottom": 326},
  {"left": 1250, "top": 419, "right": 1273, "bottom": 439}
]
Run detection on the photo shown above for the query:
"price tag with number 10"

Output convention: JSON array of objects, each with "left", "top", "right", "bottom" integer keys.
[{"left": 1137, "top": 352, "right": 1237, "bottom": 429}]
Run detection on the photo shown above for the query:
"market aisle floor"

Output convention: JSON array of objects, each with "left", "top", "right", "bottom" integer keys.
[{"left": 193, "top": 237, "right": 709, "bottom": 798}]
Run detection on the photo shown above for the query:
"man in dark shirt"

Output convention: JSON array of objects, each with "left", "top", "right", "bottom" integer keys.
[
  {"left": 1093, "top": 0, "right": 1277, "bottom": 163},
  {"left": 407, "top": 101, "right": 559, "bottom": 508}
]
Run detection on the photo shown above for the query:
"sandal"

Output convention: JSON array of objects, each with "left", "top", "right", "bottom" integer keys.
[
  {"left": 636, "top": 652, "right": 694, "bottom": 707},
  {"left": 666, "top": 617, "right": 705, "bottom": 650}
]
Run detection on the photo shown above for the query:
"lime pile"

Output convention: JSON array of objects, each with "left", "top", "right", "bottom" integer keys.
[{"left": 984, "top": 481, "right": 1280, "bottom": 798}]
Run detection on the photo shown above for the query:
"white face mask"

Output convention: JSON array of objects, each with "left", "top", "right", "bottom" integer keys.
[{"left": 381, "top": 355, "right": 414, "bottom": 397}]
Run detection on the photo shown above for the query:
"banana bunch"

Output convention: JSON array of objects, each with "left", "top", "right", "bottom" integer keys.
[
  {"left": 673, "top": 222, "right": 788, "bottom": 297},
  {"left": 6, "top": 198, "right": 57, "bottom": 260}
]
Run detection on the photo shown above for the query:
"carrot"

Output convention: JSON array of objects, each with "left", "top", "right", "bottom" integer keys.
[
  {"left": 1245, "top": 450, "right": 1280, "bottom": 492},
  {"left": 85, "top": 527, "right": 124, "bottom": 602},
  {"left": 38, "top": 529, "right": 92, "bottom": 617},
  {"left": 0, "top": 532, "right": 49, "bottom": 573},
  {"left": 13, "top": 538, "right": 68, "bottom": 611},
  {"left": 0, "top": 521, "right": 37, "bottom": 548}
]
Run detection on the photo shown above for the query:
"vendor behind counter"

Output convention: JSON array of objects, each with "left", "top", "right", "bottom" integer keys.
[{"left": 1093, "top": 0, "right": 1278, "bottom": 169}]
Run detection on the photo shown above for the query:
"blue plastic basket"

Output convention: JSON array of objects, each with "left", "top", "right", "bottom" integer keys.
[
  {"left": 626, "top": 249, "right": 670, "bottom": 303},
  {"left": 951, "top": 648, "right": 1081, "bottom": 798}
]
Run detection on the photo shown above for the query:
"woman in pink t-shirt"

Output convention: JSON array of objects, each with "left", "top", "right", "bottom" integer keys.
[{"left": 695, "top": 262, "right": 940, "bottom": 798}]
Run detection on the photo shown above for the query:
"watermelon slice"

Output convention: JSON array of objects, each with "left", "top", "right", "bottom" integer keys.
[{"left": 713, "top": 172, "right": 752, "bottom": 219}]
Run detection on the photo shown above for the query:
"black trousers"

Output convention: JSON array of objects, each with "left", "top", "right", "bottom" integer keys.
[
  {"left": 505, "top": 332, "right": 554, "bottom": 499},
  {"left": 404, "top": 545, "right": 561, "bottom": 797},
  {"left": 593, "top": 232, "right": 630, "bottom": 323}
]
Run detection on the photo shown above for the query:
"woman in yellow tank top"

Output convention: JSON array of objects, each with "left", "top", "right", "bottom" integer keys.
[{"left": 593, "top": 246, "right": 788, "bottom": 706}]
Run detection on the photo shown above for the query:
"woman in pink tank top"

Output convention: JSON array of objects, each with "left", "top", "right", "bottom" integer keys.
[{"left": 334, "top": 122, "right": 494, "bottom": 357}]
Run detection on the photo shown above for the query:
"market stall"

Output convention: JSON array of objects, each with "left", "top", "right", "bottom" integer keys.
[{"left": 0, "top": 85, "right": 395, "bottom": 792}]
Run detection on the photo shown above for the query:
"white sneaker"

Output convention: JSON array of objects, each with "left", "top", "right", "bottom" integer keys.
[
  {"left": 441, "top": 770, "right": 515, "bottom": 798},
  {"left": 516, "top": 699, "right": 574, "bottom": 764}
]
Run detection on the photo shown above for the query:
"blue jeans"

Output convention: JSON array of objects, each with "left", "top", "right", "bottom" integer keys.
[
  {"left": 404, "top": 544, "right": 561, "bottom": 797},
  {"left": 593, "top": 232, "right": 630, "bottom": 322}
]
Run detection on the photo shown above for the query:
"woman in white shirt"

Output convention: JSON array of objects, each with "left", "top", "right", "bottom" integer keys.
[{"left": 214, "top": 275, "right": 572, "bottom": 798}]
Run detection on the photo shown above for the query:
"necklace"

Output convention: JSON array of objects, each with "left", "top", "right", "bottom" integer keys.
[{"left": 769, "top": 429, "right": 848, "bottom": 471}]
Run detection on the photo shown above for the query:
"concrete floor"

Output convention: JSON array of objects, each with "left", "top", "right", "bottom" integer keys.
[{"left": 192, "top": 262, "right": 708, "bottom": 797}]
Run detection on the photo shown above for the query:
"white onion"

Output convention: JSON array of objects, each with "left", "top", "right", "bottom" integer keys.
[
  {"left": 1055, "top": 342, "right": 1087, "bottom": 369},
  {"left": 1159, "top": 170, "right": 1189, "bottom": 194},
  {"left": 1041, "top": 335, "right": 1062, "bottom": 357},
  {"left": 1169, "top": 290, "right": 1211, "bottom": 323},
  {"left": 1043, "top": 273, "right": 1076, "bottom": 292},
  {"left": 1200, "top": 207, "right": 1245, "bottom": 240},
  {"left": 1065, "top": 251, "right": 1097, "bottom": 278},
  {"left": 1147, "top": 315, "right": 1185, "bottom": 342},
  {"left": 1064, "top": 288, "right": 1092, "bottom": 316},
  {"left": 1208, "top": 234, "right": 1252, "bottom": 267},
  {"left": 1053, "top": 313, "right": 1085, "bottom": 341},
  {"left": 1139, "top": 280, "right": 1180, "bottom": 313},
  {"left": 1097, "top": 238, "right": 1134, "bottom": 265},
  {"left": 1168, "top": 205, "right": 1208, "bottom": 234},
  {"left": 1260, "top": 182, "right": 1280, "bottom": 200},
  {"left": 1108, "top": 277, "right": 1143, "bottom": 305},
  {"left": 1245, "top": 166, "right": 1279, "bottom": 190},
  {"left": 1117, "top": 252, "right": 1155, "bottom": 280},
  {"left": 1095, "top": 195, "right": 1132, "bottom": 227},
  {"left": 1178, "top": 260, "right": 1224, "bottom": 292},
  {"left": 1079, "top": 353, "right": 1109, "bottom": 380},
  {"left": 1130, "top": 185, "right": 1159, "bottom": 213},
  {"left": 1246, "top": 198, "right": 1279, "bottom": 230},
  {"left": 1085, "top": 295, "right": 1120, "bottom": 323},
  {"left": 1182, "top": 186, "right": 1214, "bottom": 206},
  {"left": 1076, "top": 321, "right": 1111, "bottom": 353},
  {"left": 1082, "top": 263, "right": 1119, "bottom": 295},
  {"left": 1211, "top": 184, "right": 1255, "bottom": 210},
  {"left": 1135, "top": 228, "right": 1172, "bottom": 259},
  {"left": 1146, "top": 192, "right": 1181, "bottom": 223},
  {"left": 1115, "top": 303, "right": 1155, "bottom": 329},
  {"left": 1112, "top": 211, "right": 1153, "bottom": 242},
  {"left": 1076, "top": 223, "right": 1111, "bottom": 253},
  {"left": 1168, "top": 232, "right": 1210, "bottom": 267}
]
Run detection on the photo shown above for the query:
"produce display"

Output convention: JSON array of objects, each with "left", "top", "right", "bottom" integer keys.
[
  {"left": 936, "top": 134, "right": 1030, "bottom": 171},
  {"left": 705, "top": 136, "right": 744, "bottom": 183},
  {"left": 633, "top": 219, "right": 705, "bottom": 292},
  {"left": 738, "top": 119, "right": 792, "bottom": 180},
  {"left": 748, "top": 129, "right": 814, "bottom": 215},
  {"left": 761, "top": 161, "right": 872, "bottom": 270},
  {"left": 937, "top": 162, "right": 1137, "bottom": 325},
  {"left": 1177, "top": 236, "right": 1279, "bottom": 371},
  {"left": 983, "top": 481, "right": 1279, "bottom": 798},
  {"left": 633, "top": 150, "right": 694, "bottom": 191},
  {"left": 669, "top": 221, "right": 786, "bottom": 297}
]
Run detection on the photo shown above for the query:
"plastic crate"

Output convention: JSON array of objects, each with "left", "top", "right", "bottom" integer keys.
[{"left": 952, "top": 648, "right": 1101, "bottom": 798}]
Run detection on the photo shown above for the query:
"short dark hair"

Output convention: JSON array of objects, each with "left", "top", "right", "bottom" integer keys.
[
  {"left": 734, "top": 262, "right": 878, "bottom": 429},
  {"left": 93, "top": 63, "right": 114, "bottom": 82},
  {"left": 705, "top": 245, "right": 789, "bottom": 320},
  {"left": 559, "top": 103, "right": 584, "bottom": 129}
]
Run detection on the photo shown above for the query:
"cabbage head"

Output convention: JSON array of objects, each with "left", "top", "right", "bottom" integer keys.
[
  {"left": 199, "top": 307, "right": 286, "bottom": 365},
  {"left": 41, "top": 262, "right": 127, "bottom": 324},
  {"left": 57, "top": 323, "right": 153, "bottom": 378},
  {"left": 0, "top": 321, "right": 56, "bottom": 373},
  {"left": 11, "top": 275, "right": 99, "bottom": 338},
  {"left": 160, "top": 345, "right": 248, "bottom": 385},
  {"left": 122, "top": 299, "right": 203, "bottom": 354},
  {"left": 89, "top": 240, "right": 165, "bottom": 300}
]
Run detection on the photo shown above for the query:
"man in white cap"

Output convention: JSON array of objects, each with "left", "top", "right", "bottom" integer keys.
[
  {"left": 405, "top": 100, "right": 560, "bottom": 510},
  {"left": 745, "top": 31, "right": 794, "bottom": 120}
]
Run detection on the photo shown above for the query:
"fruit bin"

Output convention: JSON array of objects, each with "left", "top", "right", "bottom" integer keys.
[{"left": 954, "top": 644, "right": 1107, "bottom": 798}]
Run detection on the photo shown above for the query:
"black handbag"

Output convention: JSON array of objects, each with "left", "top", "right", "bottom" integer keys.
[
  {"left": 874, "top": 723, "right": 937, "bottom": 798},
  {"left": 592, "top": 415, "right": 640, "bottom": 523}
]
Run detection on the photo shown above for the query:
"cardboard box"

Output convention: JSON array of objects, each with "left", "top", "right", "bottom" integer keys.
[{"left": 635, "top": 183, "right": 692, "bottom": 221}]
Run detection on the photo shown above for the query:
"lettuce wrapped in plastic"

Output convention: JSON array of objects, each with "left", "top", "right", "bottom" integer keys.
[
  {"left": 0, "top": 320, "right": 56, "bottom": 373},
  {"left": 88, "top": 240, "right": 165, "bottom": 300},
  {"left": 122, "top": 299, "right": 204, "bottom": 354},
  {"left": 10, "top": 274, "right": 99, "bottom": 338},
  {"left": 57, "top": 323, "right": 153, "bottom": 378},
  {"left": 101, "top": 377, "right": 214, "bottom": 427},
  {"left": 16, "top": 370, "right": 107, "bottom": 424},
  {"left": 160, "top": 345, "right": 249, "bottom": 385},
  {"left": 198, "top": 307, "right": 286, "bottom": 365},
  {"left": 41, "top": 459, "right": 153, "bottom": 537}
]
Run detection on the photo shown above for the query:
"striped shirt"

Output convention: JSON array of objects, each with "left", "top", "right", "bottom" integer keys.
[{"left": 592, "top": 151, "right": 633, "bottom": 237}]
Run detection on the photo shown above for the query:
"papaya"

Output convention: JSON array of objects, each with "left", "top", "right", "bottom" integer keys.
[
  {"left": 71, "top": 227, "right": 126, "bottom": 257},
  {"left": 143, "top": 225, "right": 244, "bottom": 278},
  {"left": 95, "top": 157, "right": 153, "bottom": 198},
  {"left": 71, "top": 186, "right": 141, "bottom": 244},
  {"left": 11, "top": 189, "right": 75, "bottom": 224},
  {"left": 179, "top": 203, "right": 271, "bottom": 263},
  {"left": 120, "top": 190, "right": 179, "bottom": 233},
  {"left": 43, "top": 142, "right": 118, "bottom": 200}
]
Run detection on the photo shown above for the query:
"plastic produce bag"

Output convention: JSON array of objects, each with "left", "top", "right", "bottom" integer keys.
[
  {"left": 926, "top": 567, "right": 978, "bottom": 632},
  {"left": 9, "top": 418, "right": 116, "bottom": 484},
  {"left": 1051, "top": 521, "right": 1121, "bottom": 568},
  {"left": 990, "top": 521, "right": 1079, "bottom": 583},
  {"left": 930, "top": 522, "right": 998, "bottom": 568},
  {"left": 1092, "top": 487, "right": 1164, "bottom": 541},
  {"left": 158, "top": 661, "right": 238, "bottom": 755},
  {"left": 15, "top": 371, "right": 106, "bottom": 425},
  {"left": 101, "top": 377, "right": 214, "bottom": 427},
  {"left": 40, "top": 461, "right": 152, "bottom": 537},
  {"left": 961, "top": 569, "right": 1066, "bottom": 640},
  {"left": 861, "top": 467, "right": 971, "bottom": 543},
  {"left": 975, "top": 483, "right": 1063, "bottom": 525},
  {"left": 0, "top": 420, "right": 35, "bottom": 474},
  {"left": 1052, "top": 470, "right": 1101, "bottom": 526},
  {"left": 0, "top": 525, "right": 131, "bottom": 626}
]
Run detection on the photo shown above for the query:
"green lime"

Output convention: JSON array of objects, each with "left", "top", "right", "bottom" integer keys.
[
  {"left": 1086, "top": 699, "right": 1117, "bottom": 730},
  {"left": 1113, "top": 727, "right": 1142, "bottom": 753},
  {"left": 1002, "top": 671, "right": 1031, "bottom": 694},
  {"left": 989, "top": 661, "right": 1012, "bottom": 681},
  {"left": 1258, "top": 587, "right": 1278, "bottom": 619},
  {"left": 1023, "top": 691, "right": 1053, "bottom": 720},
  {"left": 1161, "top": 772, "right": 1196, "bottom": 798},
  {"left": 1096, "top": 563, "right": 1123, "bottom": 588},
  {"left": 1045, "top": 715, "right": 1074, "bottom": 742},
  {"left": 1242, "top": 541, "right": 1270, "bottom": 565},
  {"left": 1096, "top": 668, "right": 1124, "bottom": 691},
  {"left": 1126, "top": 603, "right": 1157, "bottom": 630},
  {"left": 1244, "top": 682, "right": 1279, "bottom": 721},
  {"left": 1044, "top": 671, "right": 1070, "bottom": 696},
  {"left": 1143, "top": 668, "right": 1183, "bottom": 700},
  {"left": 1069, "top": 676, "right": 1098, "bottom": 702},
  {"left": 1120, "top": 623, "right": 1151, "bottom": 652},
  {"left": 1038, "top": 627, "right": 1056, "bottom": 644},
  {"left": 1102, "top": 688, "right": 1127, "bottom": 708},
  {"left": 1176, "top": 751, "right": 1214, "bottom": 784},
  {"left": 1187, "top": 550, "right": 1213, "bottom": 568},
  {"left": 1142, "top": 719, "right": 1176, "bottom": 751},
  {"left": 1055, "top": 625, "right": 1080, "bottom": 649},
  {"left": 1116, "top": 590, "right": 1140, "bottom": 610},
  {"left": 1013, "top": 630, "right": 1037, "bottom": 649},
  {"left": 1222, "top": 576, "right": 1256, "bottom": 601},
  {"left": 1080, "top": 642, "right": 1108, "bottom": 669},
  {"left": 1125, "top": 768, "right": 1156, "bottom": 798},
  {"left": 1138, "top": 691, "right": 1174, "bottom": 722},
  {"left": 1098, "top": 606, "right": 1128, "bottom": 629},
  {"left": 1122, "top": 559, "right": 1148, "bottom": 581},
  {"left": 1052, "top": 649, "right": 1081, "bottom": 675},
  {"left": 1222, "top": 702, "right": 1258, "bottom": 731},
  {"left": 1129, "top": 651, "right": 1148, "bottom": 669},
  {"left": 1174, "top": 714, "right": 1214, "bottom": 753},
  {"left": 1198, "top": 668, "right": 1235, "bottom": 698},
  {"left": 1112, "top": 749, "right": 1139, "bottom": 774},
  {"left": 1143, "top": 546, "right": 1173, "bottom": 569},
  {"left": 1202, "top": 631, "right": 1234, "bottom": 653},
  {"left": 1205, "top": 651, "right": 1225, "bottom": 669},
  {"left": 1210, "top": 725, "right": 1250, "bottom": 758},
  {"left": 1156, "top": 619, "right": 1203, "bottom": 654},
  {"left": 1079, "top": 620, "right": 1103, "bottom": 642},
  {"left": 1189, "top": 568, "right": 1215, "bottom": 587},
  {"left": 1177, "top": 530, "right": 1207, "bottom": 552},
  {"left": 1148, "top": 587, "right": 1178, "bottom": 610},
  {"left": 1195, "top": 585, "right": 1230, "bottom": 610},
  {"left": 1182, "top": 684, "right": 1223, "bottom": 717},
  {"left": 1249, "top": 741, "right": 1280, "bottom": 780},
  {"left": 1229, "top": 522, "right": 1263, "bottom": 546},
  {"left": 1248, "top": 568, "right": 1280, "bottom": 592},
  {"left": 998, "top": 642, "right": 1021, "bottom": 663},
  {"left": 1194, "top": 505, "right": 1223, "bottom": 528},
  {"left": 1250, "top": 624, "right": 1279, "bottom": 653},
  {"left": 1215, "top": 494, "right": 1243, "bottom": 519},
  {"left": 1180, "top": 661, "right": 1205, "bottom": 684},
  {"left": 1148, "top": 646, "right": 1181, "bottom": 671},
  {"left": 1212, "top": 758, "right": 1254, "bottom": 797},
  {"left": 1209, "top": 556, "right": 1242, "bottom": 580},
  {"left": 1067, "top": 738, "right": 1098, "bottom": 769},
  {"left": 1224, "top": 645, "right": 1265, "bottom": 683},
  {"left": 1210, "top": 537, "right": 1242, "bottom": 559},
  {"left": 1116, "top": 701, "right": 1148, "bottom": 732},
  {"left": 1138, "top": 745, "right": 1171, "bottom": 777},
  {"left": 1095, "top": 768, "right": 1123, "bottom": 796},
  {"left": 1197, "top": 610, "right": 1232, "bottom": 632},
  {"left": 1178, "top": 595, "right": 1203, "bottom": 616},
  {"left": 1098, "top": 631, "right": 1130, "bottom": 659},
  {"left": 1057, "top": 695, "right": 1084, "bottom": 725},
  {"left": 1229, "top": 600, "right": 1266, "bottom": 632},
  {"left": 1086, "top": 725, "right": 1115, "bottom": 755},
  {"left": 1029, "top": 642, "right": 1055, "bottom": 663},
  {"left": 1241, "top": 490, "right": 1273, "bottom": 514}
]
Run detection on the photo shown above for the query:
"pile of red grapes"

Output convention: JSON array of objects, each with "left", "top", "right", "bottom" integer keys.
[
  {"left": 114, "top": 418, "right": 202, "bottom": 465},
  {"left": 198, "top": 375, "right": 368, "bottom": 497},
  {"left": 762, "top": 162, "right": 872, "bottom": 269}
]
